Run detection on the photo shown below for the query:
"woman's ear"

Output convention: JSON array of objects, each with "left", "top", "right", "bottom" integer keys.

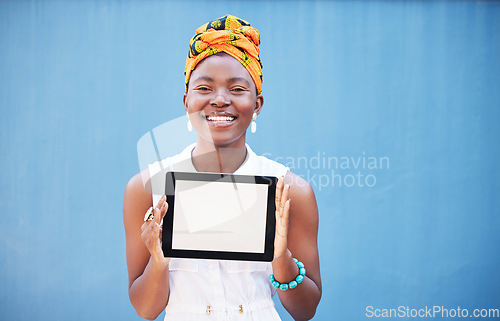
[
  {"left": 254, "top": 94, "right": 264, "bottom": 115},
  {"left": 183, "top": 92, "right": 188, "bottom": 113}
]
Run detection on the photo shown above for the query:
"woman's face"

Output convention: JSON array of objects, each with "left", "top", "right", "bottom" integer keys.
[{"left": 183, "top": 53, "right": 263, "bottom": 147}]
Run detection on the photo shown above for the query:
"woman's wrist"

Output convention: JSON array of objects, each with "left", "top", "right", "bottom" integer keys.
[
  {"left": 148, "top": 256, "right": 170, "bottom": 273},
  {"left": 271, "top": 249, "right": 300, "bottom": 285}
]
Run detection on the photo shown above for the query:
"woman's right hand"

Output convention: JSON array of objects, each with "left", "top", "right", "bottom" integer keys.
[{"left": 140, "top": 195, "right": 170, "bottom": 267}]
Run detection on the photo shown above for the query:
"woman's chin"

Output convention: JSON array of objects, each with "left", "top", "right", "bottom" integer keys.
[{"left": 199, "top": 130, "right": 246, "bottom": 147}]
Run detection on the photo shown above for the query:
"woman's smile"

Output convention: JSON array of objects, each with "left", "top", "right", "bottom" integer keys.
[{"left": 202, "top": 111, "right": 238, "bottom": 128}]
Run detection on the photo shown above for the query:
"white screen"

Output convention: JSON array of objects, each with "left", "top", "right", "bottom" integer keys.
[{"left": 172, "top": 179, "right": 269, "bottom": 253}]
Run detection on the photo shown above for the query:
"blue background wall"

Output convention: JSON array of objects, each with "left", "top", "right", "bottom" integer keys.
[{"left": 1, "top": 1, "right": 499, "bottom": 320}]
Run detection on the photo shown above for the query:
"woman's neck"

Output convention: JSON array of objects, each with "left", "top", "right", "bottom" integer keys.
[{"left": 191, "top": 138, "right": 248, "bottom": 173}]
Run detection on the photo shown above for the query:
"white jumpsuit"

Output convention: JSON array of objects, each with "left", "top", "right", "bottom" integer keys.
[{"left": 148, "top": 143, "right": 289, "bottom": 321}]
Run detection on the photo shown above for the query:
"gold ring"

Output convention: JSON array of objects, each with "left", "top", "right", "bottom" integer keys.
[{"left": 143, "top": 206, "right": 155, "bottom": 222}]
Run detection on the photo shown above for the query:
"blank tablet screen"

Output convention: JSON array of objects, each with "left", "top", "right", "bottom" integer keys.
[
  {"left": 172, "top": 180, "right": 268, "bottom": 253},
  {"left": 162, "top": 172, "right": 277, "bottom": 261}
]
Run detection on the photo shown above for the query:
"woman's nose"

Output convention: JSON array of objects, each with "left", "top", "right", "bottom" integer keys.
[{"left": 210, "top": 90, "right": 230, "bottom": 107}]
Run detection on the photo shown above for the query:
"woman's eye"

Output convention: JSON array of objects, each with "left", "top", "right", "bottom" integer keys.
[
  {"left": 195, "top": 86, "right": 211, "bottom": 91},
  {"left": 231, "top": 87, "right": 247, "bottom": 92}
]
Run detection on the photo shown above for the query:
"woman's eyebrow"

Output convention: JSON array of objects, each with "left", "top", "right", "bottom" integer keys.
[
  {"left": 192, "top": 76, "right": 214, "bottom": 83},
  {"left": 228, "top": 77, "right": 251, "bottom": 86}
]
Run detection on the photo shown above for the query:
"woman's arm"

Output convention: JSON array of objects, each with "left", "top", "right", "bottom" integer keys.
[
  {"left": 123, "top": 170, "right": 171, "bottom": 320},
  {"left": 272, "top": 172, "right": 322, "bottom": 321}
]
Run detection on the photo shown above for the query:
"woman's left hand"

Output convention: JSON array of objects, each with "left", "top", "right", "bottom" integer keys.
[{"left": 274, "top": 176, "right": 291, "bottom": 259}]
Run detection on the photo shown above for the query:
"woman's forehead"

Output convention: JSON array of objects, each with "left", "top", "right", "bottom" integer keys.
[{"left": 190, "top": 54, "right": 255, "bottom": 86}]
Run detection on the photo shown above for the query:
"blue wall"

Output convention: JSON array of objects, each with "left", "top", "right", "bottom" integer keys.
[{"left": 1, "top": 1, "right": 499, "bottom": 320}]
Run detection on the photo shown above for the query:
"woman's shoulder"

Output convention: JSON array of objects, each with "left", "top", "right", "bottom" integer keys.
[
  {"left": 284, "top": 171, "right": 316, "bottom": 200},
  {"left": 284, "top": 171, "right": 319, "bottom": 237},
  {"left": 127, "top": 143, "right": 196, "bottom": 209},
  {"left": 124, "top": 168, "right": 153, "bottom": 213},
  {"left": 122, "top": 169, "right": 153, "bottom": 236}
]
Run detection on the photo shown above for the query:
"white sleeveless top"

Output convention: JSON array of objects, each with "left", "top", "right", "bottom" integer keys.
[{"left": 148, "top": 143, "right": 289, "bottom": 321}]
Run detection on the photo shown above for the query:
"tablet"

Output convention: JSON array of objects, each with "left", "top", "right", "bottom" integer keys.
[{"left": 162, "top": 171, "right": 278, "bottom": 261}]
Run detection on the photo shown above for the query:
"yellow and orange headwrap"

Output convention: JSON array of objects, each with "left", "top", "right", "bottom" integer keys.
[{"left": 184, "top": 14, "right": 263, "bottom": 94}]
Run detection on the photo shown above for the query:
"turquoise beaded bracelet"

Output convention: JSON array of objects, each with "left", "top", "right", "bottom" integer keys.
[{"left": 269, "top": 258, "right": 306, "bottom": 291}]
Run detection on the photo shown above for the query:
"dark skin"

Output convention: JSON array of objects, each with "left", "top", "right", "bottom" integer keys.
[{"left": 123, "top": 53, "right": 321, "bottom": 320}]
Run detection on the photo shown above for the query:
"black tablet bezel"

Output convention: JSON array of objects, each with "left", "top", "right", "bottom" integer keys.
[{"left": 162, "top": 171, "right": 277, "bottom": 262}]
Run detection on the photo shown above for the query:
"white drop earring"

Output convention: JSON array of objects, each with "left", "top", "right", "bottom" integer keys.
[
  {"left": 251, "top": 112, "right": 257, "bottom": 133},
  {"left": 187, "top": 112, "right": 192, "bottom": 132}
]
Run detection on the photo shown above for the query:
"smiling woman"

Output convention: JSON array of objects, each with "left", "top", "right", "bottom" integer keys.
[
  {"left": 184, "top": 53, "right": 263, "bottom": 160},
  {"left": 123, "top": 14, "right": 321, "bottom": 321}
]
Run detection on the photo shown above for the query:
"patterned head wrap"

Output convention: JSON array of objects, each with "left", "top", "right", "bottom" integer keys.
[{"left": 184, "top": 14, "right": 263, "bottom": 94}]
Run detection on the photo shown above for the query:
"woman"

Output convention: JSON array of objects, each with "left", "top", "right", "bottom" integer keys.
[{"left": 123, "top": 15, "right": 321, "bottom": 320}]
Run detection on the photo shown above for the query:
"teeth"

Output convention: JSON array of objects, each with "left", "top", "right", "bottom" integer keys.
[{"left": 207, "top": 116, "right": 235, "bottom": 122}]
